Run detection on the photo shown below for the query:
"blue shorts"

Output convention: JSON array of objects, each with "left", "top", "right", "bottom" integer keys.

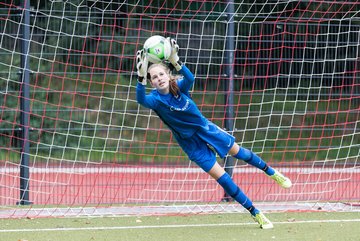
[{"left": 174, "top": 121, "right": 235, "bottom": 172}]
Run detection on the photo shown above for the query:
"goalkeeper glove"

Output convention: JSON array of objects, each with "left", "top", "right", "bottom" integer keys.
[
  {"left": 166, "top": 37, "right": 182, "bottom": 71},
  {"left": 136, "top": 49, "right": 148, "bottom": 85}
]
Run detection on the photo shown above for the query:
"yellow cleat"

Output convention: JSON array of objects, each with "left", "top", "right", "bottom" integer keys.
[
  {"left": 270, "top": 170, "right": 292, "bottom": 188},
  {"left": 252, "top": 212, "right": 274, "bottom": 229}
]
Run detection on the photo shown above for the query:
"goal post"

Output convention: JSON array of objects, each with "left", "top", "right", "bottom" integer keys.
[{"left": 0, "top": 0, "right": 359, "bottom": 218}]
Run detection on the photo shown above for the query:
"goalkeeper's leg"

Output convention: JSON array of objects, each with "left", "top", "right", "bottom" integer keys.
[
  {"left": 231, "top": 145, "right": 292, "bottom": 188},
  {"left": 208, "top": 162, "right": 273, "bottom": 229}
]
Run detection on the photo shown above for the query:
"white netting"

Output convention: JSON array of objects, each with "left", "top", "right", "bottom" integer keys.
[{"left": 0, "top": 0, "right": 359, "bottom": 217}]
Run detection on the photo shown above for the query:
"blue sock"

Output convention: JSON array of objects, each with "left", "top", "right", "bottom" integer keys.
[
  {"left": 233, "top": 147, "right": 275, "bottom": 176},
  {"left": 217, "top": 172, "right": 260, "bottom": 216}
]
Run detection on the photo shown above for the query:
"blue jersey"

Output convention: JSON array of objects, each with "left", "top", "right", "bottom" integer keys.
[{"left": 136, "top": 65, "right": 207, "bottom": 139}]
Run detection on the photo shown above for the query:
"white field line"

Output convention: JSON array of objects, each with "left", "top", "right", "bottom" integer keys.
[
  {"left": 0, "top": 167, "right": 360, "bottom": 174},
  {"left": 1, "top": 219, "right": 360, "bottom": 233}
]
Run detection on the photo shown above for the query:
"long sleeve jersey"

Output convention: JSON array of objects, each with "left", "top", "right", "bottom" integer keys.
[{"left": 136, "top": 65, "right": 208, "bottom": 139}]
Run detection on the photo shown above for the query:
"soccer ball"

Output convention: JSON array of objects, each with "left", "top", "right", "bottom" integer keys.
[{"left": 143, "top": 35, "right": 171, "bottom": 63}]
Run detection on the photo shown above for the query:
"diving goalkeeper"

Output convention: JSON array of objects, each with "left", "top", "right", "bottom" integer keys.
[{"left": 135, "top": 37, "right": 292, "bottom": 229}]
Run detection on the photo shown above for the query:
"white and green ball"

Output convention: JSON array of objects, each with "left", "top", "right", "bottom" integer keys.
[{"left": 143, "top": 35, "right": 171, "bottom": 63}]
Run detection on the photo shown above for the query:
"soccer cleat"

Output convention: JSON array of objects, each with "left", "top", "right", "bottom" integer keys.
[
  {"left": 252, "top": 212, "right": 274, "bottom": 229},
  {"left": 270, "top": 170, "right": 292, "bottom": 188}
]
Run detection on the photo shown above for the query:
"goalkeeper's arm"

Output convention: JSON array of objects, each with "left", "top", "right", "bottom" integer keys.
[{"left": 135, "top": 49, "right": 156, "bottom": 109}]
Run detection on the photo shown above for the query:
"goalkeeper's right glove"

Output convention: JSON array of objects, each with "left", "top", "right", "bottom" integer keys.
[
  {"left": 166, "top": 37, "right": 182, "bottom": 71},
  {"left": 136, "top": 49, "right": 148, "bottom": 85}
]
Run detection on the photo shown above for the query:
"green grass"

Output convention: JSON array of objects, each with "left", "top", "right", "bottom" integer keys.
[{"left": 1, "top": 212, "right": 359, "bottom": 241}]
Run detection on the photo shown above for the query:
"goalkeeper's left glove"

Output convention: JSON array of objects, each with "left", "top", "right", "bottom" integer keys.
[
  {"left": 136, "top": 49, "right": 148, "bottom": 85},
  {"left": 166, "top": 37, "right": 182, "bottom": 71}
]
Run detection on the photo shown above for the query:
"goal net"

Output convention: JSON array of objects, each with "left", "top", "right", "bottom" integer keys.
[{"left": 0, "top": 0, "right": 359, "bottom": 218}]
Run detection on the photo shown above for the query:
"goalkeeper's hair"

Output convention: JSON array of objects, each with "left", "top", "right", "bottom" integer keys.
[{"left": 147, "top": 62, "right": 180, "bottom": 97}]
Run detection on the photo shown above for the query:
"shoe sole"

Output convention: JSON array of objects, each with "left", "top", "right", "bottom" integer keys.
[
  {"left": 280, "top": 179, "right": 292, "bottom": 188},
  {"left": 261, "top": 224, "right": 274, "bottom": 229}
]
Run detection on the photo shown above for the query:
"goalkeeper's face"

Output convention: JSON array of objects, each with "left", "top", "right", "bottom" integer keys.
[{"left": 149, "top": 65, "right": 171, "bottom": 94}]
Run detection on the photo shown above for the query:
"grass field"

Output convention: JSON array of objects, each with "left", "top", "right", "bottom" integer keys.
[{"left": 0, "top": 211, "right": 359, "bottom": 241}]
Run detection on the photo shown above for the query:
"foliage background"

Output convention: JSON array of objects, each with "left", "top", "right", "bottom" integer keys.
[{"left": 0, "top": 0, "right": 359, "bottom": 164}]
